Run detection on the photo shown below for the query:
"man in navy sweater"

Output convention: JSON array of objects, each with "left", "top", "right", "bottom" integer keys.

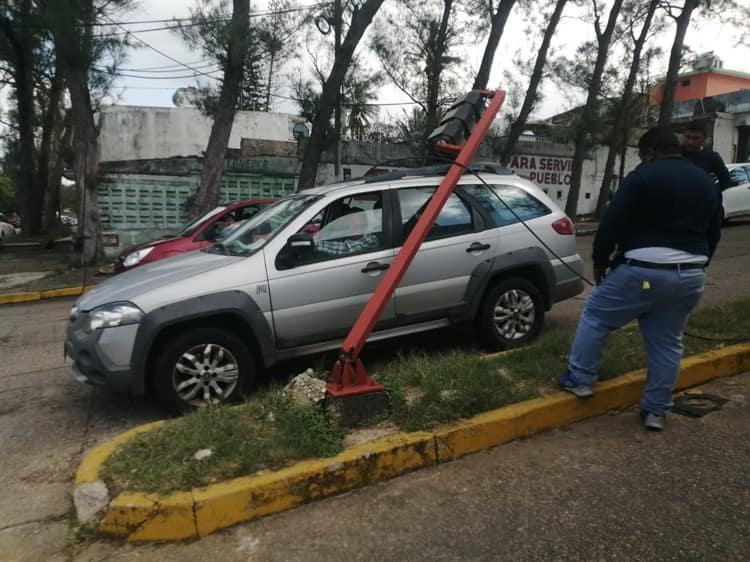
[
  {"left": 559, "top": 127, "right": 722, "bottom": 431},
  {"left": 682, "top": 120, "right": 736, "bottom": 191}
]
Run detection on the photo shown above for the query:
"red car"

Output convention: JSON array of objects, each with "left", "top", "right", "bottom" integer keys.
[{"left": 114, "top": 198, "right": 276, "bottom": 272}]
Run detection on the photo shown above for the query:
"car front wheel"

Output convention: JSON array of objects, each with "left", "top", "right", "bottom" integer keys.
[
  {"left": 153, "top": 327, "right": 255, "bottom": 413},
  {"left": 477, "top": 277, "right": 544, "bottom": 350}
]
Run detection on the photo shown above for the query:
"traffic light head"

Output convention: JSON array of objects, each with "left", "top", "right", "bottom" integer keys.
[{"left": 427, "top": 91, "right": 487, "bottom": 150}]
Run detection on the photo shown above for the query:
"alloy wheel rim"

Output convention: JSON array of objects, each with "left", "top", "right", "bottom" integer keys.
[
  {"left": 492, "top": 289, "right": 535, "bottom": 341},
  {"left": 172, "top": 343, "right": 239, "bottom": 406}
]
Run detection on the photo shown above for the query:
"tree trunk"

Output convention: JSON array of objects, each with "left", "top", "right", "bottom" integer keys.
[
  {"left": 500, "top": 0, "right": 567, "bottom": 165},
  {"left": 297, "top": 0, "right": 385, "bottom": 190},
  {"left": 657, "top": 0, "right": 699, "bottom": 127},
  {"left": 564, "top": 0, "right": 624, "bottom": 218},
  {"left": 189, "top": 0, "right": 251, "bottom": 217},
  {"left": 68, "top": 68, "right": 101, "bottom": 265},
  {"left": 472, "top": 0, "right": 517, "bottom": 90},
  {"left": 0, "top": 0, "right": 39, "bottom": 236},
  {"left": 39, "top": 58, "right": 65, "bottom": 231},
  {"left": 595, "top": 0, "right": 658, "bottom": 218},
  {"left": 45, "top": 111, "right": 72, "bottom": 232},
  {"left": 424, "top": 0, "right": 454, "bottom": 137},
  {"left": 265, "top": 50, "right": 276, "bottom": 111}
]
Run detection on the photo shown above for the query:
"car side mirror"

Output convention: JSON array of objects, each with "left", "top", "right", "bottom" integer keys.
[{"left": 276, "top": 232, "right": 315, "bottom": 269}]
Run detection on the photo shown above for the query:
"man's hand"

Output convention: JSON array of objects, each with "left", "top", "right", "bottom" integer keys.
[{"left": 593, "top": 267, "right": 608, "bottom": 285}]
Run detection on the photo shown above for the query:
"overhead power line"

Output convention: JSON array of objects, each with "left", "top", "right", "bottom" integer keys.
[
  {"left": 9, "top": 3, "right": 332, "bottom": 30},
  {"left": 95, "top": 62, "right": 219, "bottom": 74},
  {"left": 113, "top": 71, "right": 223, "bottom": 80},
  {"left": 104, "top": 17, "right": 220, "bottom": 80}
]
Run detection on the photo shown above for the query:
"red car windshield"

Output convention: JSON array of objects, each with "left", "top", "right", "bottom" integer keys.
[{"left": 175, "top": 206, "right": 226, "bottom": 237}]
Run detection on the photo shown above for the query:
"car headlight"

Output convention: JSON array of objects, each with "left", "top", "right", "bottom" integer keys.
[
  {"left": 123, "top": 247, "right": 154, "bottom": 267},
  {"left": 83, "top": 302, "right": 144, "bottom": 333}
]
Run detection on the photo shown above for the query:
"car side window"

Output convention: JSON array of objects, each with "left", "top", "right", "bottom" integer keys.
[
  {"left": 302, "top": 192, "right": 385, "bottom": 261},
  {"left": 463, "top": 184, "right": 551, "bottom": 227},
  {"left": 398, "top": 187, "right": 474, "bottom": 243},
  {"left": 730, "top": 167, "right": 749, "bottom": 185}
]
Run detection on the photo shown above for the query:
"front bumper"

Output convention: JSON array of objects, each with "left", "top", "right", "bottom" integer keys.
[{"left": 65, "top": 314, "right": 141, "bottom": 394}]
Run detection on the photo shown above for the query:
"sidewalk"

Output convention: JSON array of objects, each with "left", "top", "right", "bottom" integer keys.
[{"left": 0, "top": 239, "right": 112, "bottom": 301}]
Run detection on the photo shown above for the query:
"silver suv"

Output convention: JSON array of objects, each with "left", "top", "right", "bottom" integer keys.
[{"left": 65, "top": 164, "right": 584, "bottom": 412}]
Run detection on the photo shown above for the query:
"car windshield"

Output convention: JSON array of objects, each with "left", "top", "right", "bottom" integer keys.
[
  {"left": 175, "top": 206, "right": 226, "bottom": 237},
  {"left": 217, "top": 194, "right": 321, "bottom": 256}
]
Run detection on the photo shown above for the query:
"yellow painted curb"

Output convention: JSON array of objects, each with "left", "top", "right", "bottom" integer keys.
[
  {"left": 194, "top": 431, "right": 436, "bottom": 538},
  {"left": 0, "top": 291, "right": 41, "bottom": 304},
  {"left": 78, "top": 342, "right": 750, "bottom": 542},
  {"left": 75, "top": 421, "right": 166, "bottom": 485},
  {"left": 0, "top": 285, "right": 93, "bottom": 306}
]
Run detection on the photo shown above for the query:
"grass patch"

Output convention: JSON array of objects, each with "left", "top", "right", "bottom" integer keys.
[
  {"left": 100, "top": 391, "right": 342, "bottom": 495},
  {"left": 100, "top": 297, "right": 750, "bottom": 494}
]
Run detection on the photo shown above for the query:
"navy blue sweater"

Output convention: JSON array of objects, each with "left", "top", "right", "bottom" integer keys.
[
  {"left": 593, "top": 156, "right": 722, "bottom": 269},
  {"left": 682, "top": 148, "right": 736, "bottom": 190}
]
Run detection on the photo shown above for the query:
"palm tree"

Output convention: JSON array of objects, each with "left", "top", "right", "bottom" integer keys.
[
  {"left": 343, "top": 69, "right": 382, "bottom": 141},
  {"left": 344, "top": 77, "right": 380, "bottom": 141}
]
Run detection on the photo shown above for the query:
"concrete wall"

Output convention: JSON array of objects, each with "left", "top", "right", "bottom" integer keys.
[
  {"left": 506, "top": 143, "right": 640, "bottom": 215},
  {"left": 98, "top": 106, "right": 304, "bottom": 162},
  {"left": 713, "top": 113, "right": 738, "bottom": 162},
  {"left": 650, "top": 72, "right": 750, "bottom": 106}
]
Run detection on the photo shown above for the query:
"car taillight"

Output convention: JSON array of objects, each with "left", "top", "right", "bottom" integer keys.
[{"left": 551, "top": 217, "right": 575, "bottom": 235}]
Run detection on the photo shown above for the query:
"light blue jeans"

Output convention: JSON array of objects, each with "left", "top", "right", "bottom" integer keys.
[{"left": 567, "top": 264, "right": 705, "bottom": 415}]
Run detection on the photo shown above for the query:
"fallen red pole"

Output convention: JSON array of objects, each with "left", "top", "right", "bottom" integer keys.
[{"left": 328, "top": 89, "right": 507, "bottom": 397}]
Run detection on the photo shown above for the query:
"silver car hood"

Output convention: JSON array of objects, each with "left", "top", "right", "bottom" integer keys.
[{"left": 77, "top": 250, "right": 243, "bottom": 311}]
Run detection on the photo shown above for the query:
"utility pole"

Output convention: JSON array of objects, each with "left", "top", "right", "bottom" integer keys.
[{"left": 334, "top": 0, "right": 342, "bottom": 180}]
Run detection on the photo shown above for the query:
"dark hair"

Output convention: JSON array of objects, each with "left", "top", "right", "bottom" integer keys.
[
  {"left": 638, "top": 127, "right": 681, "bottom": 155},
  {"left": 686, "top": 120, "right": 707, "bottom": 136}
]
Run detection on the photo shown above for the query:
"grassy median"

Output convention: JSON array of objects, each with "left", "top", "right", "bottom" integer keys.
[{"left": 100, "top": 297, "right": 750, "bottom": 494}]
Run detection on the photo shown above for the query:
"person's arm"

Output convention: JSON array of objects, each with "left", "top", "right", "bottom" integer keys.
[
  {"left": 711, "top": 152, "right": 736, "bottom": 190},
  {"left": 592, "top": 170, "right": 641, "bottom": 282}
]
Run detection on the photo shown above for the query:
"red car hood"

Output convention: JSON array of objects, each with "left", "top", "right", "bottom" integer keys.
[{"left": 118, "top": 236, "right": 183, "bottom": 257}]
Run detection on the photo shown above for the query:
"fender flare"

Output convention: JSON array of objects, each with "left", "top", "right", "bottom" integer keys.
[{"left": 129, "top": 290, "right": 275, "bottom": 394}]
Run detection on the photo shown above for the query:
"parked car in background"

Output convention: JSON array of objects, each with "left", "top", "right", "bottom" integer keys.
[
  {"left": 725, "top": 163, "right": 750, "bottom": 224},
  {"left": 67, "top": 164, "right": 584, "bottom": 413},
  {"left": 114, "top": 198, "right": 276, "bottom": 272},
  {"left": 59, "top": 209, "right": 78, "bottom": 227},
  {"left": 0, "top": 213, "right": 18, "bottom": 240}
]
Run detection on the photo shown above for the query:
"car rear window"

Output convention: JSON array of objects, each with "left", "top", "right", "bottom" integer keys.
[{"left": 463, "top": 184, "right": 551, "bottom": 227}]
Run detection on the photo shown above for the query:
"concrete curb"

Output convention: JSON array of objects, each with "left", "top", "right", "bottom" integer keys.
[
  {"left": 0, "top": 285, "right": 92, "bottom": 305},
  {"left": 75, "top": 342, "right": 750, "bottom": 542}
]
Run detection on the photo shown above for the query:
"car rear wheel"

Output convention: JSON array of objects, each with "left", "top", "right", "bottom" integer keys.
[
  {"left": 477, "top": 277, "right": 544, "bottom": 350},
  {"left": 153, "top": 327, "right": 255, "bottom": 413}
]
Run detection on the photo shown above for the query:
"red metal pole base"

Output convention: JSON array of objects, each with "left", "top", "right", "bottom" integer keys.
[{"left": 327, "top": 355, "right": 384, "bottom": 398}]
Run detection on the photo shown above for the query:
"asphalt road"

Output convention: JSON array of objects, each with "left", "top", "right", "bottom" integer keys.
[{"left": 1, "top": 221, "right": 749, "bottom": 561}]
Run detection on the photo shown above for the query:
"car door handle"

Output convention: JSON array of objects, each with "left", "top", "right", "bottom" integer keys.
[
  {"left": 466, "top": 242, "right": 491, "bottom": 253},
  {"left": 361, "top": 261, "right": 390, "bottom": 273}
]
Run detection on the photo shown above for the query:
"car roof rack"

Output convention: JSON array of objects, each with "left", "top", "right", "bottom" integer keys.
[{"left": 362, "top": 161, "right": 513, "bottom": 184}]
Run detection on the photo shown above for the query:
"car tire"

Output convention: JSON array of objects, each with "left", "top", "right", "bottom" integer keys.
[
  {"left": 153, "top": 326, "right": 255, "bottom": 414},
  {"left": 477, "top": 277, "right": 545, "bottom": 350}
]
